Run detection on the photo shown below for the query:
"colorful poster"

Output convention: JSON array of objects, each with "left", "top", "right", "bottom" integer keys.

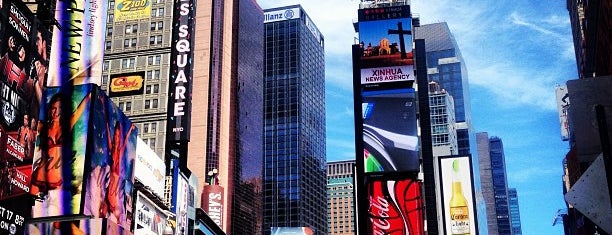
[
  {"left": 109, "top": 72, "right": 145, "bottom": 97},
  {"left": 114, "top": 0, "right": 151, "bottom": 21},
  {"left": 28, "top": 218, "right": 104, "bottom": 235},
  {"left": 362, "top": 88, "right": 418, "bottom": 173},
  {"left": 84, "top": 89, "right": 137, "bottom": 230},
  {"left": 31, "top": 85, "right": 93, "bottom": 217},
  {"left": 366, "top": 178, "right": 424, "bottom": 235},
  {"left": 438, "top": 156, "right": 477, "bottom": 235},
  {"left": 135, "top": 191, "right": 170, "bottom": 235},
  {"left": 47, "top": 0, "right": 107, "bottom": 86}
]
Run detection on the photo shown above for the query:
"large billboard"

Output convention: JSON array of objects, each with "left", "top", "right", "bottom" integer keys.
[
  {"left": 114, "top": 0, "right": 152, "bottom": 22},
  {"left": 135, "top": 191, "right": 170, "bottom": 235},
  {"left": 356, "top": 5, "right": 417, "bottom": 174},
  {"left": 366, "top": 178, "right": 424, "bottom": 235},
  {"left": 84, "top": 89, "right": 137, "bottom": 230},
  {"left": 109, "top": 72, "right": 145, "bottom": 97},
  {"left": 437, "top": 155, "right": 478, "bottom": 235},
  {"left": 270, "top": 227, "right": 314, "bottom": 235},
  {"left": 555, "top": 85, "right": 570, "bottom": 141},
  {"left": 31, "top": 85, "right": 93, "bottom": 217},
  {"left": 166, "top": 0, "right": 196, "bottom": 142},
  {"left": 47, "top": 0, "right": 107, "bottom": 86},
  {"left": 135, "top": 137, "right": 165, "bottom": 199}
]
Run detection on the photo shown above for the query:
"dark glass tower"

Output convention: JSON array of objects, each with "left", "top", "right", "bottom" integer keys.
[
  {"left": 477, "top": 132, "right": 512, "bottom": 235},
  {"left": 262, "top": 5, "right": 327, "bottom": 235},
  {"left": 414, "top": 22, "right": 473, "bottom": 155},
  {"left": 508, "top": 188, "right": 522, "bottom": 235}
]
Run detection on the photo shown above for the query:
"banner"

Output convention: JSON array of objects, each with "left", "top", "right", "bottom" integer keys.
[
  {"left": 366, "top": 178, "right": 424, "bottom": 235},
  {"left": 47, "top": 0, "right": 108, "bottom": 86},
  {"left": 114, "top": 0, "right": 151, "bottom": 22}
]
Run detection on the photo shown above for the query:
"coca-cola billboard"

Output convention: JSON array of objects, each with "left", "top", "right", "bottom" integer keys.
[{"left": 367, "top": 178, "right": 424, "bottom": 235}]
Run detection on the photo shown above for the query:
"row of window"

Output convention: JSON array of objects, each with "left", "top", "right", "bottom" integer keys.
[
  {"left": 116, "top": 98, "right": 161, "bottom": 112},
  {"left": 112, "top": 56, "right": 162, "bottom": 70},
  {"left": 107, "top": 21, "right": 165, "bottom": 37},
  {"left": 106, "top": 35, "right": 164, "bottom": 50}
]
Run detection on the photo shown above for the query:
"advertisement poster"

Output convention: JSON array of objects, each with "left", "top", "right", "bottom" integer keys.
[
  {"left": 114, "top": 0, "right": 151, "bottom": 21},
  {"left": 31, "top": 85, "right": 93, "bottom": 218},
  {"left": 84, "top": 90, "right": 137, "bottom": 230},
  {"left": 366, "top": 178, "right": 424, "bottom": 235},
  {"left": 362, "top": 88, "right": 418, "bottom": 173},
  {"left": 109, "top": 72, "right": 145, "bottom": 97},
  {"left": 270, "top": 227, "right": 314, "bottom": 235},
  {"left": 135, "top": 192, "right": 169, "bottom": 235},
  {"left": 135, "top": 137, "right": 165, "bottom": 199},
  {"left": 47, "top": 0, "right": 107, "bottom": 86},
  {"left": 27, "top": 218, "right": 104, "bottom": 235},
  {"left": 555, "top": 86, "right": 569, "bottom": 141},
  {"left": 438, "top": 156, "right": 477, "bottom": 235}
]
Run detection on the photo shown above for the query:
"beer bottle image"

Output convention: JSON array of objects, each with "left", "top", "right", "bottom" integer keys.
[{"left": 449, "top": 159, "right": 470, "bottom": 234}]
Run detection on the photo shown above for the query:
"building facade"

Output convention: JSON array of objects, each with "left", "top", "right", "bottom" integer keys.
[
  {"left": 428, "top": 81, "right": 458, "bottom": 156},
  {"left": 104, "top": 0, "right": 264, "bottom": 233},
  {"left": 327, "top": 160, "right": 356, "bottom": 235},
  {"left": 262, "top": 5, "right": 327, "bottom": 235},
  {"left": 414, "top": 22, "right": 473, "bottom": 156},
  {"left": 508, "top": 188, "right": 522, "bottom": 235},
  {"left": 477, "top": 132, "right": 513, "bottom": 235}
]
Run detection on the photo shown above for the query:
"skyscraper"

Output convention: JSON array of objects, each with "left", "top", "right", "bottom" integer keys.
[
  {"left": 262, "top": 5, "right": 327, "bottom": 235},
  {"left": 327, "top": 160, "right": 356, "bottom": 235},
  {"left": 104, "top": 0, "right": 265, "bottom": 233},
  {"left": 477, "top": 132, "right": 512, "bottom": 235},
  {"left": 428, "top": 81, "right": 458, "bottom": 156},
  {"left": 508, "top": 188, "right": 522, "bottom": 235},
  {"left": 414, "top": 22, "right": 473, "bottom": 156}
]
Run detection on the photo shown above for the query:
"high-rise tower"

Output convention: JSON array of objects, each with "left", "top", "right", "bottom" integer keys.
[
  {"left": 327, "top": 160, "right": 356, "bottom": 235},
  {"left": 508, "top": 188, "right": 523, "bottom": 235},
  {"left": 414, "top": 22, "right": 473, "bottom": 156},
  {"left": 262, "top": 5, "right": 327, "bottom": 235},
  {"left": 103, "top": 0, "right": 264, "bottom": 233}
]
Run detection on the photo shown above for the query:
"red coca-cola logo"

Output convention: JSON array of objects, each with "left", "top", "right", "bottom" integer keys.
[{"left": 368, "top": 179, "right": 424, "bottom": 235}]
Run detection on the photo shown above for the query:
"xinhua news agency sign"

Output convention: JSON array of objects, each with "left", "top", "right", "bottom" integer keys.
[{"left": 167, "top": 0, "right": 195, "bottom": 142}]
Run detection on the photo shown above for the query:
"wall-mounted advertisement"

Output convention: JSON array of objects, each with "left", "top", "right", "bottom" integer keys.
[
  {"left": 362, "top": 88, "right": 418, "bottom": 173},
  {"left": 167, "top": 0, "right": 196, "bottom": 142},
  {"left": 366, "top": 178, "right": 424, "bottom": 235},
  {"left": 31, "top": 85, "right": 93, "bottom": 218},
  {"left": 47, "top": 0, "right": 107, "bottom": 86},
  {"left": 270, "top": 227, "right": 314, "bottom": 235},
  {"left": 109, "top": 72, "right": 145, "bottom": 97},
  {"left": 555, "top": 85, "right": 570, "bottom": 141},
  {"left": 438, "top": 155, "right": 477, "bottom": 235},
  {"left": 114, "top": 0, "right": 151, "bottom": 22},
  {"left": 173, "top": 174, "right": 189, "bottom": 235},
  {"left": 263, "top": 7, "right": 300, "bottom": 23},
  {"left": 202, "top": 185, "right": 224, "bottom": 228},
  {"left": 135, "top": 137, "right": 165, "bottom": 199},
  {"left": 27, "top": 218, "right": 105, "bottom": 235},
  {"left": 135, "top": 191, "right": 169, "bottom": 235},
  {"left": 84, "top": 90, "right": 137, "bottom": 230},
  {"left": 358, "top": 5, "right": 413, "bottom": 88}
]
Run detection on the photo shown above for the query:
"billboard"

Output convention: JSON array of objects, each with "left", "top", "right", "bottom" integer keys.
[
  {"left": 28, "top": 218, "right": 105, "bottom": 235},
  {"left": 47, "top": 0, "right": 108, "bottom": 86},
  {"left": 166, "top": 0, "right": 196, "bottom": 142},
  {"left": 114, "top": 0, "right": 152, "bottom": 22},
  {"left": 173, "top": 174, "right": 189, "bottom": 235},
  {"left": 109, "top": 72, "right": 145, "bottom": 97},
  {"left": 202, "top": 185, "right": 224, "bottom": 228},
  {"left": 555, "top": 85, "right": 570, "bottom": 141},
  {"left": 31, "top": 85, "right": 93, "bottom": 217},
  {"left": 270, "top": 227, "right": 314, "bottom": 235},
  {"left": 362, "top": 88, "right": 418, "bottom": 173},
  {"left": 135, "top": 137, "right": 165, "bottom": 199},
  {"left": 437, "top": 155, "right": 477, "bottom": 235},
  {"left": 135, "top": 191, "right": 170, "bottom": 235},
  {"left": 366, "top": 178, "right": 424, "bottom": 235},
  {"left": 84, "top": 89, "right": 137, "bottom": 230}
]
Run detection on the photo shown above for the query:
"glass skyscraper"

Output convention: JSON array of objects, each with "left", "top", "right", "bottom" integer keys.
[
  {"left": 477, "top": 132, "right": 513, "bottom": 235},
  {"left": 414, "top": 22, "right": 473, "bottom": 155},
  {"left": 508, "top": 188, "right": 522, "bottom": 235},
  {"left": 262, "top": 5, "right": 327, "bottom": 235}
]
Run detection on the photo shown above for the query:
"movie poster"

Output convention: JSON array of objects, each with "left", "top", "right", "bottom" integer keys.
[
  {"left": 84, "top": 90, "right": 137, "bottom": 230},
  {"left": 366, "top": 178, "right": 424, "bottom": 235},
  {"left": 30, "top": 85, "right": 93, "bottom": 218}
]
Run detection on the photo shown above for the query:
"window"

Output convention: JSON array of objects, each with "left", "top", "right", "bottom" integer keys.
[
  {"left": 123, "top": 38, "right": 136, "bottom": 48},
  {"left": 154, "top": 55, "right": 161, "bottom": 64},
  {"left": 107, "top": 27, "right": 113, "bottom": 36},
  {"left": 125, "top": 25, "right": 131, "bottom": 34},
  {"left": 103, "top": 61, "right": 109, "bottom": 71},
  {"left": 146, "top": 85, "right": 151, "bottom": 94},
  {"left": 125, "top": 102, "right": 132, "bottom": 112},
  {"left": 154, "top": 70, "right": 160, "bottom": 79},
  {"left": 152, "top": 99, "right": 158, "bottom": 108},
  {"left": 150, "top": 22, "right": 156, "bottom": 31},
  {"left": 108, "top": 14, "right": 114, "bottom": 22},
  {"left": 148, "top": 56, "right": 153, "bottom": 65},
  {"left": 149, "top": 35, "right": 162, "bottom": 45},
  {"left": 149, "top": 138, "right": 156, "bottom": 149},
  {"left": 157, "top": 21, "right": 163, "bottom": 30},
  {"left": 143, "top": 123, "right": 149, "bottom": 133},
  {"left": 118, "top": 102, "right": 124, "bottom": 110},
  {"left": 158, "top": 8, "right": 164, "bottom": 16},
  {"left": 152, "top": 8, "right": 164, "bottom": 17},
  {"left": 148, "top": 55, "right": 161, "bottom": 65},
  {"left": 122, "top": 58, "right": 135, "bottom": 68},
  {"left": 153, "top": 84, "right": 159, "bottom": 93},
  {"left": 151, "top": 123, "right": 157, "bottom": 132},
  {"left": 106, "top": 41, "right": 111, "bottom": 50},
  {"left": 147, "top": 71, "right": 153, "bottom": 80},
  {"left": 109, "top": 1, "right": 115, "bottom": 9},
  {"left": 144, "top": 100, "right": 150, "bottom": 109}
]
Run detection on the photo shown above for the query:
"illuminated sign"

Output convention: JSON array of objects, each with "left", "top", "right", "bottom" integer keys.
[
  {"left": 366, "top": 178, "right": 424, "bottom": 235},
  {"left": 109, "top": 72, "right": 145, "bottom": 97},
  {"left": 202, "top": 185, "right": 224, "bottom": 228},
  {"left": 167, "top": 0, "right": 195, "bottom": 142},
  {"left": 263, "top": 7, "right": 300, "bottom": 23},
  {"left": 438, "top": 155, "right": 478, "bottom": 235},
  {"left": 135, "top": 137, "right": 166, "bottom": 199},
  {"left": 115, "top": 0, "right": 151, "bottom": 21}
]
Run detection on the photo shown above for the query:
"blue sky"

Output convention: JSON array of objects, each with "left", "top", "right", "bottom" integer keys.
[{"left": 258, "top": 0, "right": 575, "bottom": 234}]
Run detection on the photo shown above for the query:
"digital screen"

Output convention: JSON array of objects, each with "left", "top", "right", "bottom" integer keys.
[
  {"left": 438, "top": 156, "right": 477, "bottom": 235},
  {"left": 366, "top": 178, "right": 424, "bottom": 235}
]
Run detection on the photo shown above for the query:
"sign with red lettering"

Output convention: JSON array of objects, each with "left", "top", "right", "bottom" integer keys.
[
  {"left": 109, "top": 72, "right": 145, "bottom": 97},
  {"left": 367, "top": 178, "right": 424, "bottom": 235},
  {"left": 202, "top": 185, "right": 224, "bottom": 228}
]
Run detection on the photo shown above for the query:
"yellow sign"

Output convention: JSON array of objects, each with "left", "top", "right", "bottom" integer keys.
[
  {"left": 115, "top": 0, "right": 151, "bottom": 21},
  {"left": 110, "top": 74, "right": 144, "bottom": 93}
]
